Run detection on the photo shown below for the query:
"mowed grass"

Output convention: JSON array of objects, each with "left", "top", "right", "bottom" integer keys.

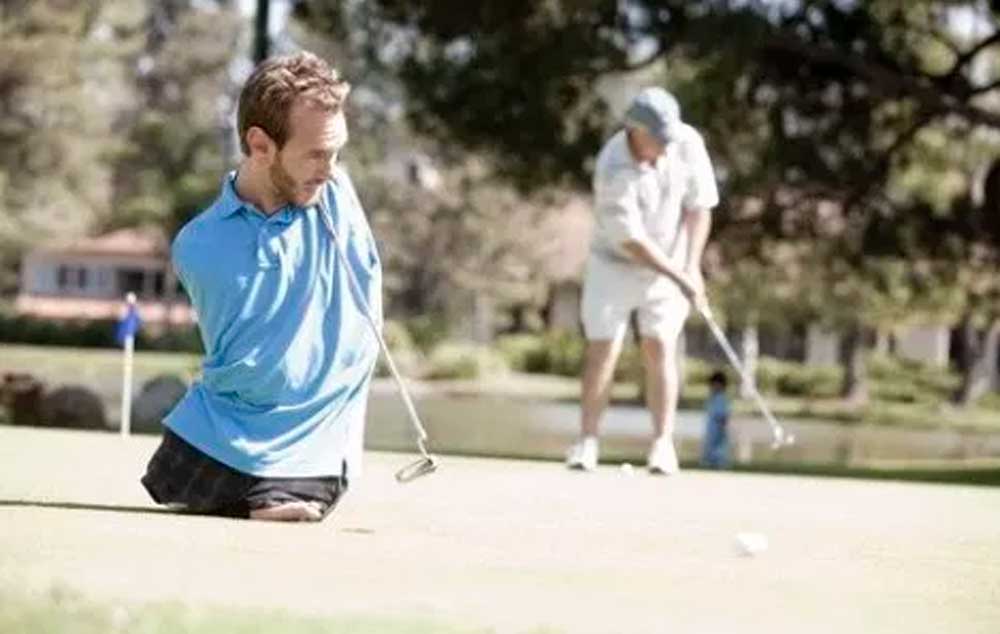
[
  {"left": 2, "top": 342, "right": 999, "bottom": 433},
  {"left": 0, "top": 585, "right": 509, "bottom": 634},
  {"left": 0, "top": 344, "right": 201, "bottom": 413}
]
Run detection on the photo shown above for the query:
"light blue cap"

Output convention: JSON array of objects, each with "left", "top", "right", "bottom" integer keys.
[{"left": 624, "top": 87, "right": 682, "bottom": 145}]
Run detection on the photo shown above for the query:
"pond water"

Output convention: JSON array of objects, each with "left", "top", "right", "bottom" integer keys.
[{"left": 365, "top": 389, "right": 1000, "bottom": 467}]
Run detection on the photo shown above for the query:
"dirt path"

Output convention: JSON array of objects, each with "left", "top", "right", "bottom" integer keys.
[{"left": 1, "top": 426, "right": 998, "bottom": 633}]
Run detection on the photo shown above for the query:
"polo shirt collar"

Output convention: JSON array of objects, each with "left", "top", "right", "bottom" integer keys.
[
  {"left": 217, "top": 171, "right": 247, "bottom": 218},
  {"left": 218, "top": 170, "right": 327, "bottom": 224}
]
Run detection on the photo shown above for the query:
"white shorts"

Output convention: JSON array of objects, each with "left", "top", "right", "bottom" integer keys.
[{"left": 580, "top": 253, "right": 690, "bottom": 342}]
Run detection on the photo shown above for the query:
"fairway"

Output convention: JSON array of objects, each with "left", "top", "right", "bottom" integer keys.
[{"left": 0, "top": 425, "right": 998, "bottom": 634}]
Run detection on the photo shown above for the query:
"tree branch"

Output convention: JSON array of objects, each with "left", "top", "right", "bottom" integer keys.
[
  {"left": 762, "top": 32, "right": 1000, "bottom": 130},
  {"left": 971, "top": 76, "right": 1000, "bottom": 95},
  {"left": 953, "top": 30, "right": 1000, "bottom": 72}
]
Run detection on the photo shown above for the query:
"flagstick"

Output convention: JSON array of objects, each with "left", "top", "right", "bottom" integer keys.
[{"left": 120, "top": 292, "right": 136, "bottom": 438}]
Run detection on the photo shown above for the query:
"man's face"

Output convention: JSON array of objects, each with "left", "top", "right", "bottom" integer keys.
[
  {"left": 269, "top": 98, "right": 348, "bottom": 207},
  {"left": 628, "top": 126, "right": 667, "bottom": 165}
]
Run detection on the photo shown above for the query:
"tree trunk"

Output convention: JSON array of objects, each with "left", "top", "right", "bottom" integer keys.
[
  {"left": 873, "top": 328, "right": 890, "bottom": 356},
  {"left": 740, "top": 320, "right": 759, "bottom": 399},
  {"left": 839, "top": 323, "right": 868, "bottom": 405},
  {"left": 254, "top": 0, "right": 270, "bottom": 63},
  {"left": 953, "top": 315, "right": 999, "bottom": 406}
]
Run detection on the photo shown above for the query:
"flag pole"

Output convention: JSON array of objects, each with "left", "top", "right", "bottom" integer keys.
[{"left": 120, "top": 292, "right": 137, "bottom": 438}]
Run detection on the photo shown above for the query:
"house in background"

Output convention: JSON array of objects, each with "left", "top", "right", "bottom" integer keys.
[{"left": 15, "top": 227, "right": 194, "bottom": 331}]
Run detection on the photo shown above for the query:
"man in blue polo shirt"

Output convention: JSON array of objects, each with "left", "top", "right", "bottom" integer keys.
[{"left": 141, "top": 52, "right": 381, "bottom": 522}]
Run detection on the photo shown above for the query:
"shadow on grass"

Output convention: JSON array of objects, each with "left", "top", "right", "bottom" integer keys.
[
  {"left": 716, "top": 462, "right": 1000, "bottom": 487},
  {"left": 0, "top": 500, "right": 170, "bottom": 515}
]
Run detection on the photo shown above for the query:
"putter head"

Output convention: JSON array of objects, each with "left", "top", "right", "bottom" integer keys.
[
  {"left": 770, "top": 430, "right": 796, "bottom": 450},
  {"left": 394, "top": 455, "right": 439, "bottom": 483}
]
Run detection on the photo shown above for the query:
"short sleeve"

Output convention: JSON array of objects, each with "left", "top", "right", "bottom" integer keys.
[
  {"left": 681, "top": 132, "right": 719, "bottom": 211},
  {"left": 594, "top": 165, "right": 647, "bottom": 247},
  {"left": 333, "top": 167, "right": 384, "bottom": 330},
  {"left": 170, "top": 226, "right": 199, "bottom": 305}
]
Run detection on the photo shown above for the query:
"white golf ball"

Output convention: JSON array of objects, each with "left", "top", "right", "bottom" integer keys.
[
  {"left": 734, "top": 532, "right": 769, "bottom": 557},
  {"left": 619, "top": 462, "right": 635, "bottom": 476}
]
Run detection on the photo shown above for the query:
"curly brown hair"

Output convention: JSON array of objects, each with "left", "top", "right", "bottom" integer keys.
[{"left": 237, "top": 52, "right": 351, "bottom": 156}]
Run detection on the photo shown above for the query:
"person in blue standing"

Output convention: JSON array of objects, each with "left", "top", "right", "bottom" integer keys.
[
  {"left": 700, "top": 370, "right": 732, "bottom": 469},
  {"left": 141, "top": 52, "right": 382, "bottom": 522}
]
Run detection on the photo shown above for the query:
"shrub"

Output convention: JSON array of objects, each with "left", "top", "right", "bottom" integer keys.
[
  {"left": 404, "top": 315, "right": 451, "bottom": 354},
  {"left": 0, "top": 311, "right": 202, "bottom": 352},
  {"left": 977, "top": 391, "right": 1000, "bottom": 410},
  {"left": 754, "top": 357, "right": 794, "bottom": 394},
  {"left": 424, "top": 342, "right": 509, "bottom": 380},
  {"left": 375, "top": 319, "right": 422, "bottom": 377},
  {"left": 868, "top": 353, "right": 957, "bottom": 400},
  {"left": 495, "top": 331, "right": 584, "bottom": 376},
  {"left": 38, "top": 385, "right": 107, "bottom": 430},
  {"left": 495, "top": 334, "right": 546, "bottom": 373},
  {"left": 776, "top": 366, "right": 841, "bottom": 398},
  {"left": 682, "top": 357, "right": 715, "bottom": 388}
]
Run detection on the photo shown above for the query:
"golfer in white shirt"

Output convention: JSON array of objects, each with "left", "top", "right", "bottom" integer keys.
[{"left": 567, "top": 87, "right": 719, "bottom": 474}]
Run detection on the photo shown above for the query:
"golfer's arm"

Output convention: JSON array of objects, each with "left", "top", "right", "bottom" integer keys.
[
  {"left": 682, "top": 207, "right": 712, "bottom": 271},
  {"left": 620, "top": 237, "right": 691, "bottom": 293}
]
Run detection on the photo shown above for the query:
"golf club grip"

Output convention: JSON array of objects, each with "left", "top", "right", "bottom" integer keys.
[
  {"left": 319, "top": 208, "right": 429, "bottom": 444},
  {"left": 699, "top": 306, "right": 786, "bottom": 442}
]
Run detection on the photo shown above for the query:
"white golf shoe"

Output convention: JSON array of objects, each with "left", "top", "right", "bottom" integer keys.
[
  {"left": 566, "top": 436, "right": 599, "bottom": 471},
  {"left": 647, "top": 435, "right": 680, "bottom": 475}
]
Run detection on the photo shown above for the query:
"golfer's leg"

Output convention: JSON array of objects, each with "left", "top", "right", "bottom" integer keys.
[
  {"left": 245, "top": 475, "right": 346, "bottom": 522},
  {"left": 579, "top": 256, "right": 633, "bottom": 440},
  {"left": 638, "top": 293, "right": 689, "bottom": 442},
  {"left": 580, "top": 338, "right": 626, "bottom": 437},
  {"left": 640, "top": 336, "right": 680, "bottom": 440},
  {"left": 249, "top": 501, "right": 323, "bottom": 522}
]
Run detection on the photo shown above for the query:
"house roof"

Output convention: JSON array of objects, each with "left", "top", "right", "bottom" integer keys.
[{"left": 40, "top": 227, "right": 170, "bottom": 258}]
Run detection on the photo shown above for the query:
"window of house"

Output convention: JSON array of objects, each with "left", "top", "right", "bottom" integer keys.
[
  {"left": 117, "top": 269, "right": 146, "bottom": 296},
  {"left": 56, "top": 265, "right": 89, "bottom": 292}
]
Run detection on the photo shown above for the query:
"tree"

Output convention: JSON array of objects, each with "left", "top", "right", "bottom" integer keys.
[
  {"left": 304, "top": 0, "right": 1000, "bottom": 393},
  {"left": 107, "top": 0, "right": 243, "bottom": 238},
  {"left": 0, "top": 0, "right": 116, "bottom": 293}
]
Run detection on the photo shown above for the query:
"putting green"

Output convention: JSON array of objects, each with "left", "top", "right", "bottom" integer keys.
[{"left": 1, "top": 426, "right": 998, "bottom": 634}]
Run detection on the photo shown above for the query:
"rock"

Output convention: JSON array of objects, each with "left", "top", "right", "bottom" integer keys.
[
  {"left": 130, "top": 375, "right": 188, "bottom": 434},
  {"left": 1, "top": 372, "right": 45, "bottom": 426},
  {"left": 39, "top": 386, "right": 107, "bottom": 430}
]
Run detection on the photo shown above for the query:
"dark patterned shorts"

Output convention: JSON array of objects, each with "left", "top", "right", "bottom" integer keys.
[{"left": 141, "top": 429, "right": 347, "bottom": 520}]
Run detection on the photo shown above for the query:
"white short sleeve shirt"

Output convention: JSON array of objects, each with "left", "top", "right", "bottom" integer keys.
[{"left": 591, "top": 124, "right": 719, "bottom": 262}]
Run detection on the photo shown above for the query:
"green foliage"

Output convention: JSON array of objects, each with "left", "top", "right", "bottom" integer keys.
[
  {"left": 382, "top": 319, "right": 416, "bottom": 351},
  {"left": 375, "top": 319, "right": 422, "bottom": 378},
  {"left": 868, "top": 353, "right": 958, "bottom": 404},
  {"left": 682, "top": 357, "right": 715, "bottom": 388},
  {"left": 495, "top": 333, "right": 552, "bottom": 374},
  {"left": 495, "top": 330, "right": 584, "bottom": 377},
  {"left": 0, "top": 584, "right": 485, "bottom": 634},
  {"left": 0, "top": 312, "right": 202, "bottom": 353},
  {"left": 424, "top": 342, "right": 508, "bottom": 380},
  {"left": 0, "top": 0, "right": 119, "bottom": 292},
  {"left": 754, "top": 358, "right": 842, "bottom": 399},
  {"left": 404, "top": 315, "right": 452, "bottom": 354}
]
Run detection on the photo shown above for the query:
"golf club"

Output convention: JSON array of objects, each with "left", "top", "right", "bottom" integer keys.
[
  {"left": 696, "top": 302, "right": 795, "bottom": 450},
  {"left": 319, "top": 207, "right": 439, "bottom": 483}
]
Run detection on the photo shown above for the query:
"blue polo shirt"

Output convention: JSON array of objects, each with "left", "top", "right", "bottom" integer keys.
[{"left": 164, "top": 168, "right": 382, "bottom": 478}]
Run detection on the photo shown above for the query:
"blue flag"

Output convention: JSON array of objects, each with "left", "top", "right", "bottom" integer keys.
[{"left": 115, "top": 304, "right": 142, "bottom": 346}]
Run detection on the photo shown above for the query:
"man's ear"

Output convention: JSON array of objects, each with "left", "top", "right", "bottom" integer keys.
[{"left": 246, "top": 126, "right": 276, "bottom": 162}]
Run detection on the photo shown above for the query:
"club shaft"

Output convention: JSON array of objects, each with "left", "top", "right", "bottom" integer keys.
[
  {"left": 699, "top": 307, "right": 786, "bottom": 444},
  {"left": 320, "top": 210, "right": 431, "bottom": 454}
]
